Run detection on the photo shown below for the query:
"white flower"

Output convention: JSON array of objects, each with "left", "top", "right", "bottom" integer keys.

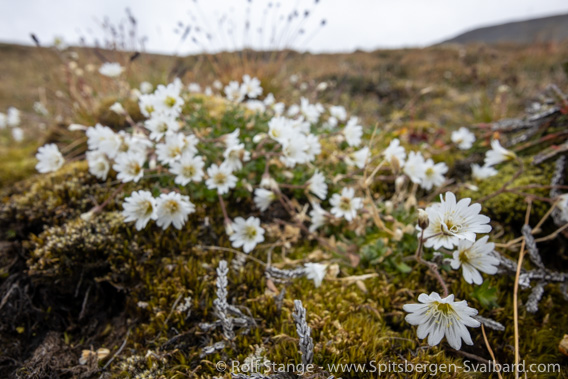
[
  {"left": 304, "top": 263, "right": 327, "bottom": 287},
  {"left": 268, "top": 116, "right": 292, "bottom": 144},
  {"left": 421, "top": 159, "right": 448, "bottom": 190},
  {"left": 224, "top": 129, "right": 241, "bottom": 148},
  {"left": 86, "top": 124, "right": 122, "bottom": 158},
  {"left": 304, "top": 134, "right": 321, "bottom": 162},
  {"left": 264, "top": 93, "right": 275, "bottom": 106},
  {"left": 420, "top": 192, "right": 492, "bottom": 250},
  {"left": 383, "top": 138, "right": 406, "bottom": 168},
  {"left": 229, "top": 216, "right": 265, "bottom": 253},
  {"left": 99, "top": 62, "right": 124, "bottom": 77},
  {"left": 113, "top": 152, "right": 145, "bottom": 183},
  {"left": 35, "top": 143, "right": 64, "bottom": 173},
  {"left": 188, "top": 82, "right": 201, "bottom": 93},
  {"left": 254, "top": 188, "right": 276, "bottom": 212},
  {"left": 246, "top": 100, "right": 266, "bottom": 113},
  {"left": 153, "top": 79, "right": 184, "bottom": 116},
  {"left": 329, "top": 105, "right": 347, "bottom": 121},
  {"left": 346, "top": 147, "right": 370, "bottom": 169},
  {"left": 280, "top": 137, "right": 309, "bottom": 168},
  {"left": 121, "top": 132, "right": 152, "bottom": 156},
  {"left": 403, "top": 292, "right": 480, "bottom": 350},
  {"left": 484, "top": 139, "right": 516, "bottom": 167},
  {"left": 7, "top": 107, "right": 20, "bottom": 127},
  {"left": 471, "top": 164, "right": 498, "bottom": 180},
  {"left": 241, "top": 75, "right": 263, "bottom": 98},
  {"left": 307, "top": 170, "right": 327, "bottom": 200},
  {"left": 330, "top": 187, "right": 363, "bottom": 222},
  {"left": 155, "top": 192, "right": 195, "bottom": 230},
  {"left": 273, "top": 102, "right": 285, "bottom": 116},
  {"left": 450, "top": 236, "right": 499, "bottom": 285},
  {"left": 343, "top": 117, "right": 363, "bottom": 147},
  {"left": 156, "top": 133, "right": 197, "bottom": 165},
  {"left": 213, "top": 80, "right": 223, "bottom": 90},
  {"left": 140, "top": 81, "right": 153, "bottom": 94},
  {"left": 170, "top": 153, "right": 205, "bottom": 185},
  {"left": 223, "top": 143, "right": 251, "bottom": 172},
  {"left": 403, "top": 151, "right": 426, "bottom": 184},
  {"left": 451, "top": 127, "right": 476, "bottom": 150},
  {"left": 86, "top": 150, "right": 110, "bottom": 180},
  {"left": 206, "top": 163, "right": 238, "bottom": 195},
  {"left": 225, "top": 81, "right": 244, "bottom": 103},
  {"left": 138, "top": 94, "right": 159, "bottom": 117},
  {"left": 309, "top": 203, "right": 327, "bottom": 232},
  {"left": 109, "top": 102, "right": 126, "bottom": 115},
  {"left": 122, "top": 190, "right": 157, "bottom": 230},
  {"left": 325, "top": 116, "right": 338, "bottom": 130},
  {"left": 144, "top": 114, "right": 180, "bottom": 141},
  {"left": 299, "top": 97, "right": 321, "bottom": 123},
  {"left": 11, "top": 127, "right": 24, "bottom": 142}
]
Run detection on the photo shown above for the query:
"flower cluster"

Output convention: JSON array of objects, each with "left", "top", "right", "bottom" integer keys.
[
  {"left": 32, "top": 69, "right": 524, "bottom": 354},
  {"left": 0, "top": 106, "right": 24, "bottom": 142}
]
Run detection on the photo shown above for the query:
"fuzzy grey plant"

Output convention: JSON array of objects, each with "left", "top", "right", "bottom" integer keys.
[
  {"left": 550, "top": 156, "right": 566, "bottom": 226},
  {"left": 526, "top": 282, "right": 546, "bottom": 313},
  {"left": 265, "top": 266, "right": 306, "bottom": 283},
  {"left": 518, "top": 224, "right": 567, "bottom": 311},
  {"left": 200, "top": 341, "right": 226, "bottom": 358},
  {"left": 493, "top": 222, "right": 568, "bottom": 312},
  {"left": 522, "top": 224, "right": 544, "bottom": 270},
  {"left": 474, "top": 315, "right": 505, "bottom": 331},
  {"left": 214, "top": 260, "right": 235, "bottom": 340},
  {"left": 292, "top": 300, "right": 314, "bottom": 366}
]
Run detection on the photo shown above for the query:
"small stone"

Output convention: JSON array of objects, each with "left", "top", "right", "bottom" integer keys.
[{"left": 559, "top": 335, "right": 568, "bottom": 357}]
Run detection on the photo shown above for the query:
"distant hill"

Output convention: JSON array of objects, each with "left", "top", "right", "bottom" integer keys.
[{"left": 442, "top": 13, "right": 568, "bottom": 44}]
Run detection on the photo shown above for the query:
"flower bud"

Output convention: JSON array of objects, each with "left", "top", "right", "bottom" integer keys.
[
  {"left": 393, "top": 228, "right": 404, "bottom": 241},
  {"left": 384, "top": 200, "right": 394, "bottom": 214},
  {"left": 224, "top": 220, "right": 234, "bottom": 236},
  {"left": 395, "top": 175, "right": 405, "bottom": 193},
  {"left": 260, "top": 174, "right": 279, "bottom": 191},
  {"left": 390, "top": 155, "right": 401, "bottom": 173},
  {"left": 417, "top": 209, "right": 429, "bottom": 230}
]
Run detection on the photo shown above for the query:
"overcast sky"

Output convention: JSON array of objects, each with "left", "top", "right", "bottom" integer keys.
[{"left": 1, "top": 0, "right": 567, "bottom": 55}]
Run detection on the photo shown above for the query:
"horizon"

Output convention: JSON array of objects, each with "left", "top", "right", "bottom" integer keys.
[{"left": 1, "top": 1, "right": 568, "bottom": 56}]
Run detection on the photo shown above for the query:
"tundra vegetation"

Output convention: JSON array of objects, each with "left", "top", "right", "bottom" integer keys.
[{"left": 0, "top": 27, "right": 567, "bottom": 378}]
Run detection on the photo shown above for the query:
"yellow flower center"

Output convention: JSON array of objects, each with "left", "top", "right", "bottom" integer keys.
[
  {"left": 214, "top": 172, "right": 227, "bottom": 185},
  {"left": 459, "top": 249, "right": 471, "bottom": 264},
  {"left": 165, "top": 96, "right": 177, "bottom": 108},
  {"left": 244, "top": 225, "right": 257, "bottom": 240},
  {"left": 165, "top": 200, "right": 179, "bottom": 214},
  {"left": 435, "top": 302, "right": 453, "bottom": 315},
  {"left": 339, "top": 197, "right": 351, "bottom": 211},
  {"left": 143, "top": 200, "right": 154, "bottom": 216},
  {"left": 183, "top": 165, "right": 196, "bottom": 178},
  {"left": 157, "top": 122, "right": 168, "bottom": 133}
]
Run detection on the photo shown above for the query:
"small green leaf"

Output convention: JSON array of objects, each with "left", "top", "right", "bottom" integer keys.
[{"left": 470, "top": 281, "right": 499, "bottom": 309}]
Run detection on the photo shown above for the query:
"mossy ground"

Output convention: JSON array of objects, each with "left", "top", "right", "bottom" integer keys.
[
  {"left": 1, "top": 135, "right": 568, "bottom": 378},
  {"left": 1, "top": 43, "right": 568, "bottom": 378}
]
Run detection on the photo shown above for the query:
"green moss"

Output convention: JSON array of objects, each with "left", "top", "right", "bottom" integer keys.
[
  {"left": 0, "top": 143, "right": 38, "bottom": 190},
  {"left": 459, "top": 157, "right": 554, "bottom": 228}
]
